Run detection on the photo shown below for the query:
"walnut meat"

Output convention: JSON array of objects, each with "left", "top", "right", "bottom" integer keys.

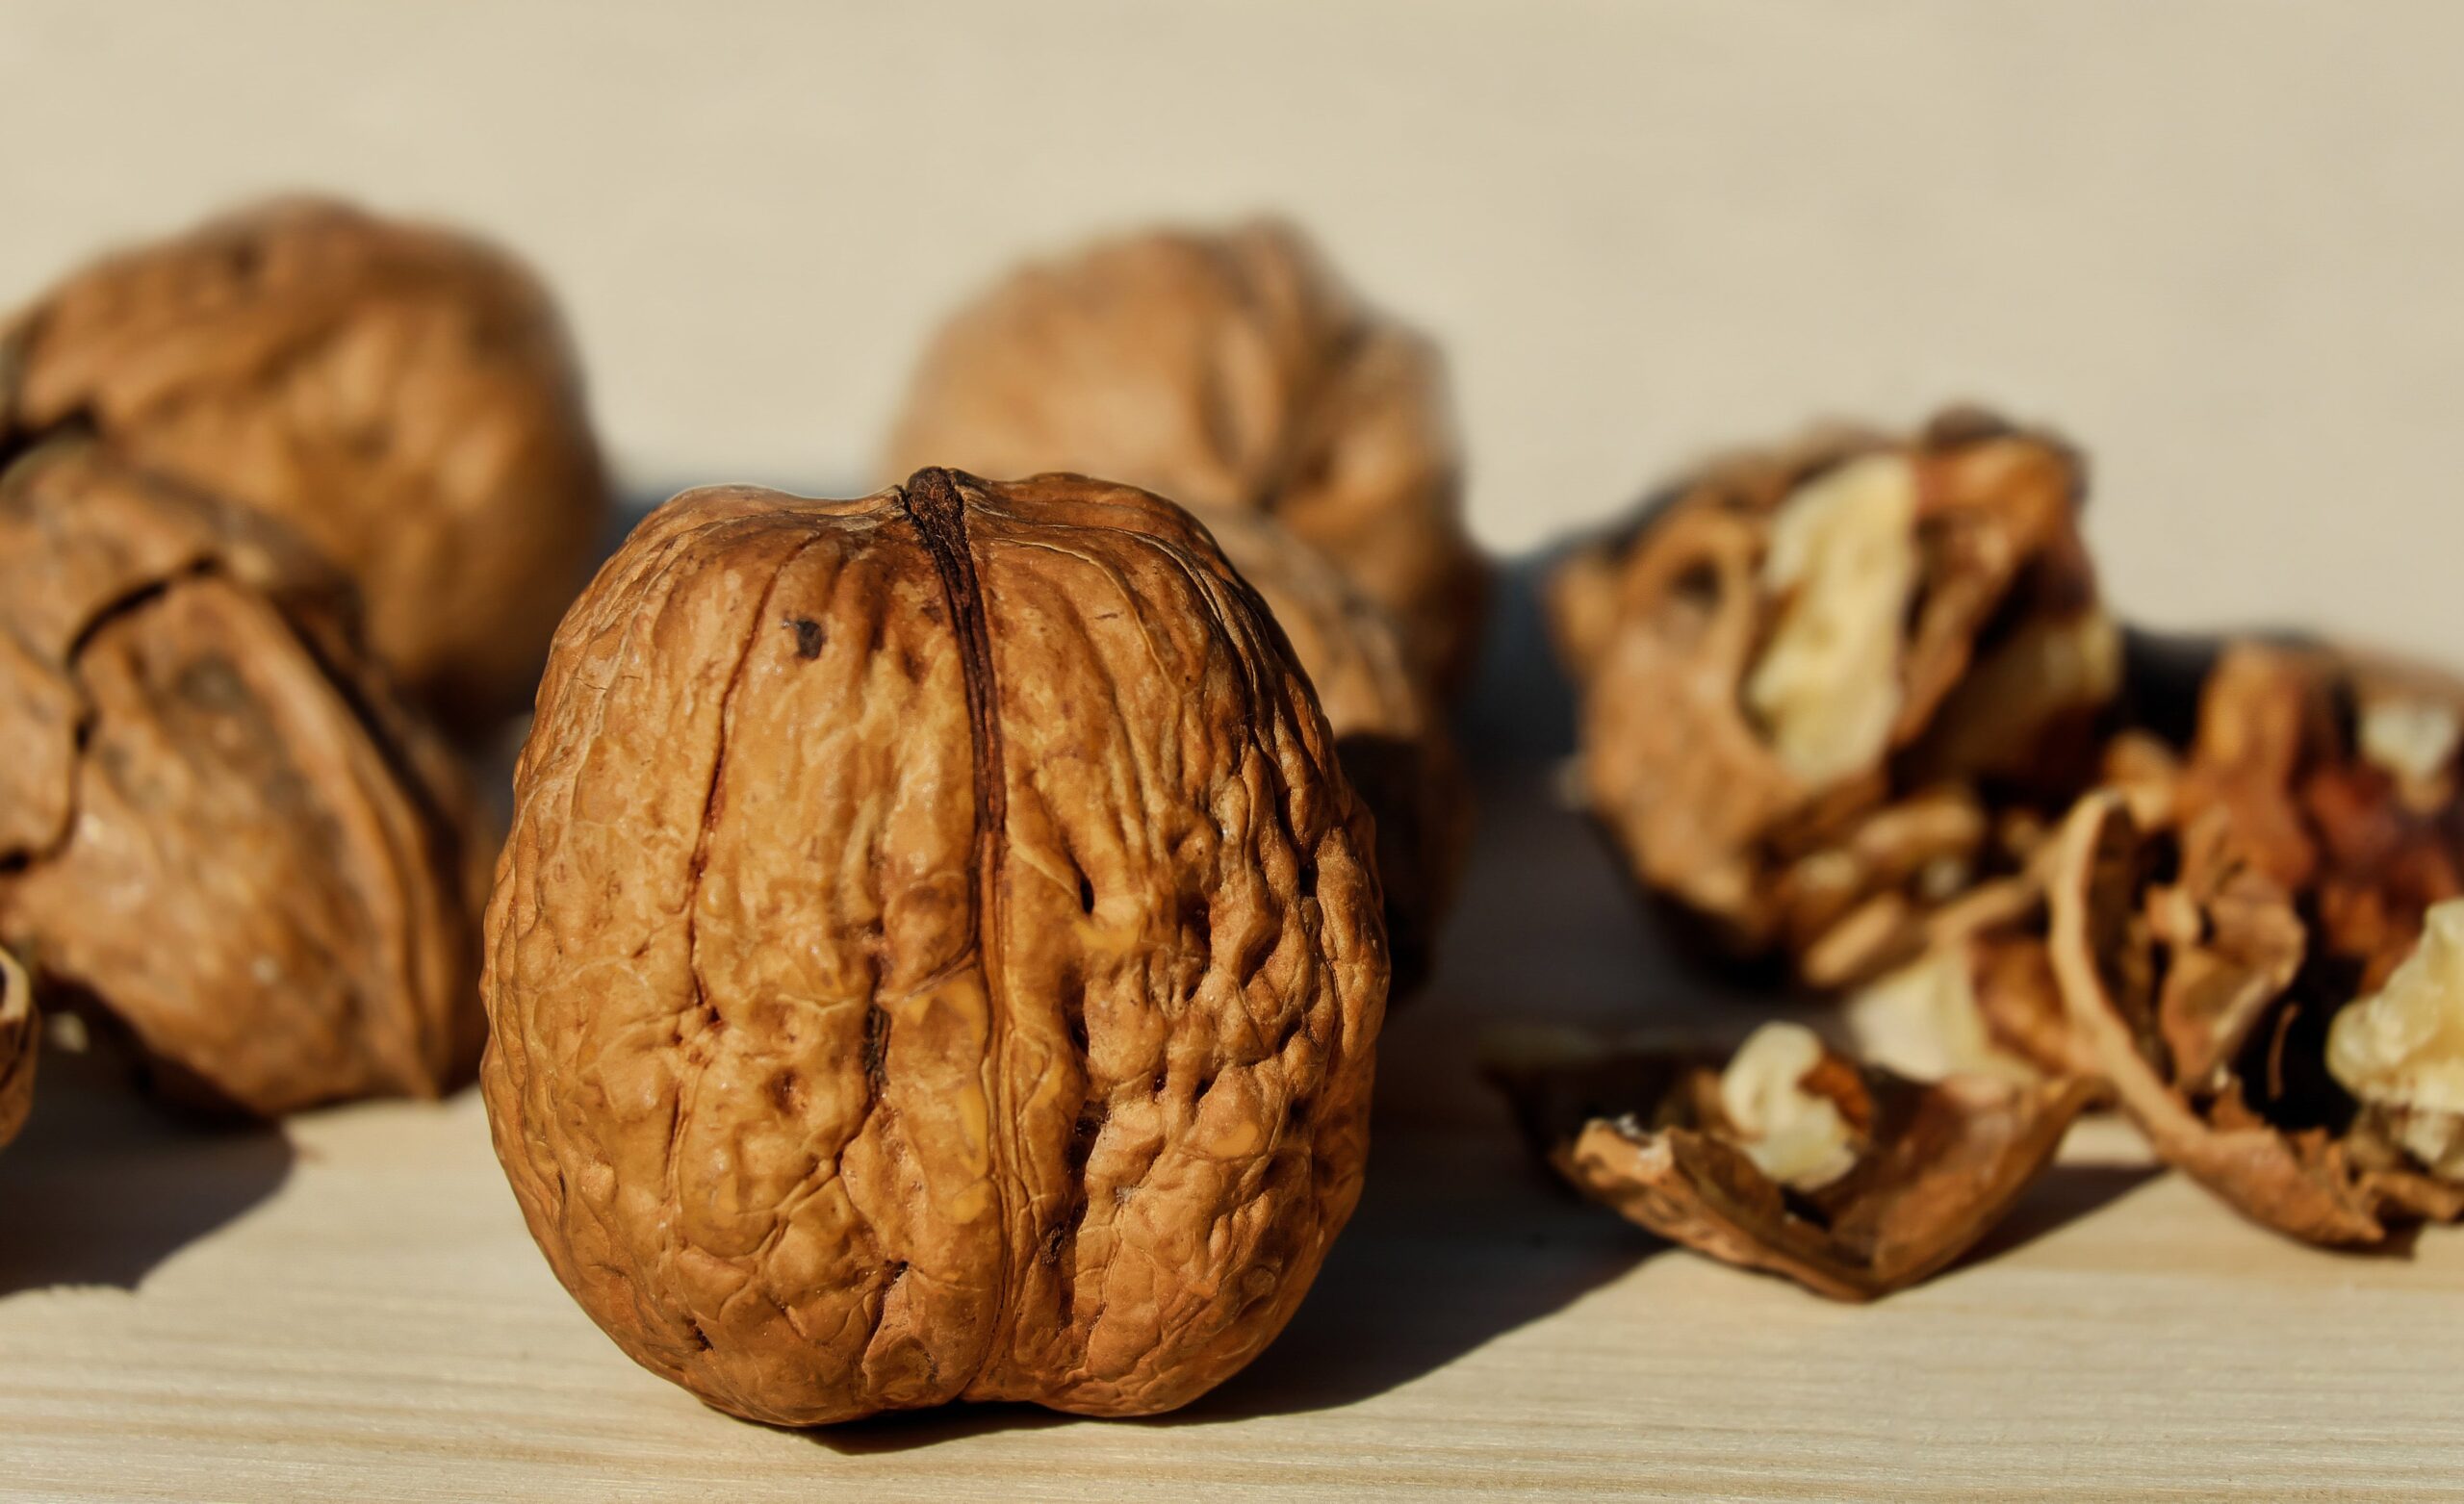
[
  {"left": 2048, "top": 643, "right": 2464, "bottom": 1244},
  {"left": 481, "top": 469, "right": 1387, "bottom": 1425},
  {"left": 1552, "top": 410, "right": 2116, "bottom": 989},
  {"left": 1486, "top": 1022, "right": 2092, "bottom": 1300},
  {"left": 0, "top": 439, "right": 485, "bottom": 1117},
  {"left": 2, "top": 196, "right": 611, "bottom": 727},
  {"left": 1190, "top": 507, "right": 1469, "bottom": 997},
  {"left": 0, "top": 946, "right": 32, "bottom": 1149},
  {"left": 883, "top": 220, "right": 1487, "bottom": 697}
]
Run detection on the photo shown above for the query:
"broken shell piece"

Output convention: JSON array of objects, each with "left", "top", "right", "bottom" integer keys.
[
  {"left": 0, "top": 946, "right": 32, "bottom": 1148},
  {"left": 2049, "top": 788, "right": 2464, "bottom": 1245},
  {"left": 1488, "top": 1021, "right": 2092, "bottom": 1300},
  {"left": 1551, "top": 409, "right": 2114, "bottom": 987},
  {"left": 1840, "top": 871, "right": 2092, "bottom": 1085}
]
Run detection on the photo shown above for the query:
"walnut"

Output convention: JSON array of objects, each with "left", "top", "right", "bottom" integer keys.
[
  {"left": 1485, "top": 1022, "right": 2092, "bottom": 1300},
  {"left": 1188, "top": 507, "right": 1469, "bottom": 997},
  {"left": 2048, "top": 643, "right": 2464, "bottom": 1245},
  {"left": 1841, "top": 875, "right": 2087, "bottom": 1085},
  {"left": 1551, "top": 409, "right": 2115, "bottom": 988},
  {"left": 0, "top": 946, "right": 32, "bottom": 1149},
  {"left": 2, "top": 196, "right": 611, "bottom": 729},
  {"left": 883, "top": 220, "right": 1487, "bottom": 699},
  {"left": 0, "top": 438, "right": 485, "bottom": 1117},
  {"left": 481, "top": 468, "right": 1387, "bottom": 1426}
]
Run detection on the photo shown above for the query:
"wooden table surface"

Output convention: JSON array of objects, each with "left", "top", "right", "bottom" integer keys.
[{"left": 6, "top": 620, "right": 2464, "bottom": 1502}]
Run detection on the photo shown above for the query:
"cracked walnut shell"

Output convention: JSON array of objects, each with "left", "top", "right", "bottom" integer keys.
[
  {"left": 0, "top": 439, "right": 486, "bottom": 1117},
  {"left": 884, "top": 220, "right": 1487, "bottom": 698},
  {"left": 1552, "top": 410, "right": 2116, "bottom": 989},
  {"left": 2049, "top": 643, "right": 2464, "bottom": 1245},
  {"left": 481, "top": 468, "right": 1387, "bottom": 1425},
  {"left": 1486, "top": 1021, "right": 2092, "bottom": 1300},
  {"left": 2, "top": 196, "right": 612, "bottom": 728}
]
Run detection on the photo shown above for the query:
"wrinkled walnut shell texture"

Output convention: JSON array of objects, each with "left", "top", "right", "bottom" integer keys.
[
  {"left": 0, "top": 441, "right": 484, "bottom": 1116},
  {"left": 0, "top": 948, "right": 32, "bottom": 1149},
  {"left": 4, "top": 196, "right": 611, "bottom": 727},
  {"left": 884, "top": 221, "right": 1487, "bottom": 699},
  {"left": 2049, "top": 642, "right": 2464, "bottom": 1247},
  {"left": 482, "top": 470, "right": 1386, "bottom": 1425},
  {"left": 1198, "top": 508, "right": 1469, "bottom": 997},
  {"left": 1552, "top": 414, "right": 2106, "bottom": 987}
]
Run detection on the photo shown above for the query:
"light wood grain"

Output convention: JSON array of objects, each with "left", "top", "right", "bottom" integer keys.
[{"left": 4, "top": 759, "right": 2462, "bottom": 1502}]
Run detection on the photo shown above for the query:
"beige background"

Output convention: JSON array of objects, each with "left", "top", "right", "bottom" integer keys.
[{"left": 6, "top": 0, "right": 2463, "bottom": 657}]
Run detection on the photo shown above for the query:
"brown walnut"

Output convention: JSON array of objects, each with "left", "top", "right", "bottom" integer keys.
[
  {"left": 481, "top": 469, "right": 1387, "bottom": 1425},
  {"left": 2048, "top": 643, "right": 2464, "bottom": 1245},
  {"left": 1551, "top": 409, "right": 2115, "bottom": 989},
  {"left": 883, "top": 220, "right": 1488, "bottom": 699},
  {"left": 1188, "top": 507, "right": 1469, "bottom": 997},
  {"left": 0, "top": 947, "right": 32, "bottom": 1149},
  {"left": 0, "top": 439, "right": 485, "bottom": 1117},
  {"left": 2, "top": 196, "right": 611, "bottom": 728},
  {"left": 1486, "top": 1021, "right": 2092, "bottom": 1300}
]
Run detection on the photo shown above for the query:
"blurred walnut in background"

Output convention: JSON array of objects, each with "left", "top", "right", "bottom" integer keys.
[
  {"left": 0, "top": 947, "right": 32, "bottom": 1149},
  {"left": 1, "top": 196, "right": 611, "bottom": 730},
  {"left": 884, "top": 219, "right": 1487, "bottom": 700},
  {"left": 1553, "top": 410, "right": 2117, "bottom": 991},
  {"left": 0, "top": 439, "right": 486, "bottom": 1118}
]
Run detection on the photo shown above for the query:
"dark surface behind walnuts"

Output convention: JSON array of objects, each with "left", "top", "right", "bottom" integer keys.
[{"left": 482, "top": 469, "right": 1387, "bottom": 1424}]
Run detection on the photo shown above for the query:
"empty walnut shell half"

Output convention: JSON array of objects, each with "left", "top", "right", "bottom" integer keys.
[
  {"left": 1194, "top": 507, "right": 1469, "bottom": 998},
  {"left": 2048, "top": 643, "right": 2464, "bottom": 1246},
  {"left": 1552, "top": 409, "right": 2116, "bottom": 989},
  {"left": 884, "top": 220, "right": 1487, "bottom": 698},
  {"left": 1487, "top": 1022, "right": 2092, "bottom": 1300},
  {"left": 482, "top": 468, "right": 1387, "bottom": 1426},
  {"left": 0, "top": 439, "right": 485, "bottom": 1117},
  {"left": 0, "top": 947, "right": 33, "bottom": 1149},
  {"left": 2, "top": 195, "right": 612, "bottom": 728}
]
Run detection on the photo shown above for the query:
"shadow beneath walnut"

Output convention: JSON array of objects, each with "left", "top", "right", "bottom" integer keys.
[
  {"left": 0, "top": 1042, "right": 294, "bottom": 1294},
  {"left": 1955, "top": 1157, "right": 2165, "bottom": 1271}
]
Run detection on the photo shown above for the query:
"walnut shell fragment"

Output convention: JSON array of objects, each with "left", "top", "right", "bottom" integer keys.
[
  {"left": 1552, "top": 410, "right": 2116, "bottom": 989},
  {"left": 1194, "top": 508, "right": 1469, "bottom": 997},
  {"left": 482, "top": 469, "right": 1387, "bottom": 1426},
  {"left": 0, "top": 439, "right": 484, "bottom": 1117},
  {"left": 2, "top": 196, "right": 612, "bottom": 727},
  {"left": 0, "top": 947, "right": 33, "bottom": 1149},
  {"left": 1488, "top": 1022, "right": 2092, "bottom": 1300},
  {"left": 885, "top": 220, "right": 1487, "bottom": 698},
  {"left": 2048, "top": 643, "right": 2464, "bottom": 1246}
]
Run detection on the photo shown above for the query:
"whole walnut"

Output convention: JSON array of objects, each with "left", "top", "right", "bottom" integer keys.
[
  {"left": 884, "top": 220, "right": 1487, "bottom": 698},
  {"left": 1, "top": 196, "right": 612, "bottom": 729},
  {"left": 1186, "top": 507, "right": 1469, "bottom": 997},
  {"left": 1552, "top": 409, "right": 2116, "bottom": 989},
  {"left": 0, "top": 438, "right": 486, "bottom": 1117},
  {"left": 0, "top": 947, "right": 32, "bottom": 1149},
  {"left": 482, "top": 469, "right": 1387, "bottom": 1425}
]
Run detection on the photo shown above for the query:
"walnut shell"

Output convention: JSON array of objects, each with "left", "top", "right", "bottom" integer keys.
[
  {"left": 481, "top": 468, "right": 1387, "bottom": 1426},
  {"left": 1485, "top": 1023, "right": 2092, "bottom": 1300},
  {"left": 1194, "top": 507, "right": 1469, "bottom": 997},
  {"left": 0, "top": 947, "right": 32, "bottom": 1149},
  {"left": 1552, "top": 409, "right": 2114, "bottom": 989},
  {"left": 0, "top": 439, "right": 485, "bottom": 1117},
  {"left": 2, "top": 196, "right": 611, "bottom": 728},
  {"left": 2048, "top": 643, "right": 2464, "bottom": 1245},
  {"left": 884, "top": 220, "right": 1487, "bottom": 698}
]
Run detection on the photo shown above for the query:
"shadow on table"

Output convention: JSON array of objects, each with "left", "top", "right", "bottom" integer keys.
[
  {"left": 1958, "top": 1160, "right": 2166, "bottom": 1271},
  {"left": 0, "top": 1043, "right": 294, "bottom": 1294}
]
